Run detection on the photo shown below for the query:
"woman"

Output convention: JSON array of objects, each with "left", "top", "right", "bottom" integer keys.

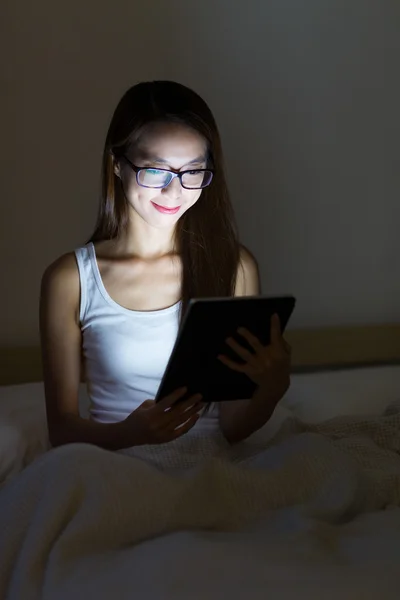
[{"left": 40, "top": 80, "right": 290, "bottom": 451}]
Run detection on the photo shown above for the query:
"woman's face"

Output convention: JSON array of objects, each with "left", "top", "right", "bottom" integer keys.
[{"left": 116, "top": 122, "right": 208, "bottom": 229}]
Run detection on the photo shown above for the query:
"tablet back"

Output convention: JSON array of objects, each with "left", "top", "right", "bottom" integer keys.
[{"left": 156, "top": 295, "right": 296, "bottom": 403}]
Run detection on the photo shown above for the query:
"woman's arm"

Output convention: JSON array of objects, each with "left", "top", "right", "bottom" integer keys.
[
  {"left": 40, "top": 255, "right": 202, "bottom": 449},
  {"left": 218, "top": 246, "right": 289, "bottom": 444},
  {"left": 40, "top": 254, "right": 132, "bottom": 450}
]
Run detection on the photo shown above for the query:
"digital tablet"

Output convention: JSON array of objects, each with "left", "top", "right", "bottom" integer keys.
[{"left": 156, "top": 295, "right": 296, "bottom": 404}]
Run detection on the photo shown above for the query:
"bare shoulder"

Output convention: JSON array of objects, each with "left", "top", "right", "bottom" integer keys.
[
  {"left": 41, "top": 252, "right": 80, "bottom": 307},
  {"left": 235, "top": 245, "right": 261, "bottom": 297}
]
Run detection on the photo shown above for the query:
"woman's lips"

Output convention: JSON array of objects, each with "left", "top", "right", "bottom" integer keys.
[{"left": 151, "top": 202, "right": 181, "bottom": 215}]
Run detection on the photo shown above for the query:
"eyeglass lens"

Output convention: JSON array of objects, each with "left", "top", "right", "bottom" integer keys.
[{"left": 138, "top": 168, "right": 212, "bottom": 189}]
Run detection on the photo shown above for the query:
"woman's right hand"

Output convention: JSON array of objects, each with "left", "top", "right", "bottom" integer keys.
[{"left": 121, "top": 387, "right": 203, "bottom": 446}]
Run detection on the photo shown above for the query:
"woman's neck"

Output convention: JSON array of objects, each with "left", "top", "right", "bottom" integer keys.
[{"left": 117, "top": 214, "right": 176, "bottom": 260}]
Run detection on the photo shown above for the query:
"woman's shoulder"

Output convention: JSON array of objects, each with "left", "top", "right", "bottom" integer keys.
[
  {"left": 41, "top": 252, "right": 80, "bottom": 303},
  {"left": 239, "top": 244, "right": 258, "bottom": 270},
  {"left": 235, "top": 245, "right": 260, "bottom": 296}
]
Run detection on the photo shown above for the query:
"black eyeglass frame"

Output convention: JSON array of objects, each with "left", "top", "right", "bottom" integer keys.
[{"left": 122, "top": 155, "right": 214, "bottom": 190}]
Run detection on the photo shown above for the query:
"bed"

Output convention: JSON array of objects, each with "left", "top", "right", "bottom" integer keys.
[{"left": 0, "top": 324, "right": 399, "bottom": 599}]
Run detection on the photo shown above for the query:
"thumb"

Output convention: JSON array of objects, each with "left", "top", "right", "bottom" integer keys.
[{"left": 140, "top": 399, "right": 155, "bottom": 409}]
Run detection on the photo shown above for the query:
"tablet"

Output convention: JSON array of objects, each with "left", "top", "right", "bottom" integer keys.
[{"left": 156, "top": 295, "right": 296, "bottom": 403}]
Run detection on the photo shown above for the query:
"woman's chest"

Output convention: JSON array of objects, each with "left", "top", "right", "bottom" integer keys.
[{"left": 98, "top": 255, "right": 181, "bottom": 311}]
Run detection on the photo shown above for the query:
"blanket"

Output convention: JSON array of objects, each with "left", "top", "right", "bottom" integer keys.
[{"left": 0, "top": 404, "right": 400, "bottom": 599}]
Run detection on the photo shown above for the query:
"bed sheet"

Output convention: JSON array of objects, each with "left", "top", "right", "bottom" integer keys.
[
  {"left": 0, "top": 365, "right": 399, "bottom": 484},
  {"left": 1, "top": 367, "right": 399, "bottom": 598},
  {"left": 282, "top": 364, "right": 400, "bottom": 421},
  {"left": 1, "top": 406, "right": 400, "bottom": 600}
]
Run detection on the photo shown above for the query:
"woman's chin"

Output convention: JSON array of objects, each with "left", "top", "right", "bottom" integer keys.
[{"left": 143, "top": 211, "right": 182, "bottom": 230}]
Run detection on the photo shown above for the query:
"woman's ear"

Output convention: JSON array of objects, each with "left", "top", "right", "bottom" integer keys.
[{"left": 111, "top": 153, "right": 121, "bottom": 178}]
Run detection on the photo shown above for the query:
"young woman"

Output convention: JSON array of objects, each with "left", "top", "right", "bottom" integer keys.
[{"left": 40, "top": 80, "right": 291, "bottom": 452}]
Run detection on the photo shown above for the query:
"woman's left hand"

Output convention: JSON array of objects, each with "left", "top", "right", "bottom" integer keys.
[{"left": 218, "top": 313, "right": 291, "bottom": 403}]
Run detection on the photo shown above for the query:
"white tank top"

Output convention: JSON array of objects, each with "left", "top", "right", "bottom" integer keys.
[{"left": 75, "top": 243, "right": 181, "bottom": 424}]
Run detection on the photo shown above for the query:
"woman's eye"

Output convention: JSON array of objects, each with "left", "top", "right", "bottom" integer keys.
[{"left": 146, "top": 169, "right": 164, "bottom": 175}]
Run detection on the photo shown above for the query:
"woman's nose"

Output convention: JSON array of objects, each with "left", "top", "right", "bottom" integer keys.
[{"left": 162, "top": 175, "right": 182, "bottom": 199}]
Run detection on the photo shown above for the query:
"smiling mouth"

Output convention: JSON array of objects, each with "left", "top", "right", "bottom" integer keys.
[{"left": 151, "top": 202, "right": 181, "bottom": 214}]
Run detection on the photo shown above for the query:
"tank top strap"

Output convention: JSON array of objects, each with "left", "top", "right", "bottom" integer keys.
[{"left": 74, "top": 243, "right": 94, "bottom": 323}]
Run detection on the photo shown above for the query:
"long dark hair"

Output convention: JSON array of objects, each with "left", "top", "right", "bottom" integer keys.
[{"left": 90, "top": 81, "right": 240, "bottom": 319}]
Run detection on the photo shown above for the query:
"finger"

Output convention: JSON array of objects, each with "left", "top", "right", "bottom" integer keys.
[
  {"left": 160, "top": 394, "right": 203, "bottom": 424},
  {"left": 237, "top": 328, "right": 264, "bottom": 353},
  {"left": 140, "top": 399, "right": 156, "bottom": 409},
  {"left": 270, "top": 313, "right": 283, "bottom": 346},
  {"left": 269, "top": 337, "right": 291, "bottom": 361},
  {"left": 180, "top": 394, "right": 204, "bottom": 413},
  {"left": 171, "top": 414, "right": 199, "bottom": 439},
  {"left": 217, "top": 354, "right": 248, "bottom": 373},
  {"left": 283, "top": 339, "right": 292, "bottom": 355},
  {"left": 170, "top": 393, "right": 203, "bottom": 414},
  {"left": 167, "top": 401, "right": 204, "bottom": 430},
  {"left": 157, "top": 387, "right": 188, "bottom": 410},
  {"left": 225, "top": 336, "right": 255, "bottom": 363}
]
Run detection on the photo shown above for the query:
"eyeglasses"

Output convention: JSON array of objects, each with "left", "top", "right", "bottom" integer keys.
[{"left": 122, "top": 156, "right": 214, "bottom": 190}]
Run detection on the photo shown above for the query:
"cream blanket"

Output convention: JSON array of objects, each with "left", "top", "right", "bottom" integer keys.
[{"left": 0, "top": 405, "right": 399, "bottom": 600}]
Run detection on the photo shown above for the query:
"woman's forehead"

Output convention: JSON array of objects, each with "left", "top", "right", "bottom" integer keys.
[{"left": 132, "top": 121, "right": 207, "bottom": 161}]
